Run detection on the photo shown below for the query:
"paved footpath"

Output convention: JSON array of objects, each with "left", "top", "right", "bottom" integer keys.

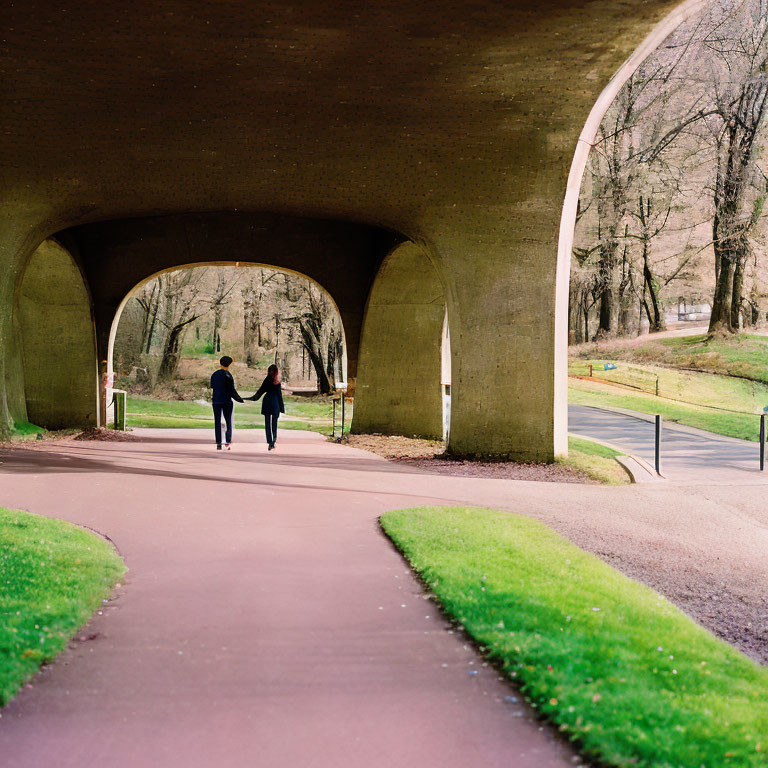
[{"left": 0, "top": 430, "right": 578, "bottom": 768}]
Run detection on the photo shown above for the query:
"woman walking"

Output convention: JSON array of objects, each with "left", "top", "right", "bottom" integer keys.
[{"left": 250, "top": 364, "right": 285, "bottom": 450}]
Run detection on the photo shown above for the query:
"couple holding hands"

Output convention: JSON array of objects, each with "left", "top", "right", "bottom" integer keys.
[{"left": 209, "top": 356, "right": 285, "bottom": 451}]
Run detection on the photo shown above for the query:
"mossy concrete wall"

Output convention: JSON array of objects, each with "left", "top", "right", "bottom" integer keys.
[
  {"left": 0, "top": 0, "right": 704, "bottom": 454},
  {"left": 17, "top": 240, "right": 98, "bottom": 429},
  {"left": 354, "top": 243, "right": 445, "bottom": 439}
]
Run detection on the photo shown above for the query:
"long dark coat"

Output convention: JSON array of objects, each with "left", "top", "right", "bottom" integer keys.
[{"left": 252, "top": 377, "right": 285, "bottom": 415}]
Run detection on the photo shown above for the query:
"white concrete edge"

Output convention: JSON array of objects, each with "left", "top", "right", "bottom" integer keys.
[
  {"left": 553, "top": 0, "right": 711, "bottom": 457},
  {"left": 569, "top": 430, "right": 662, "bottom": 483}
]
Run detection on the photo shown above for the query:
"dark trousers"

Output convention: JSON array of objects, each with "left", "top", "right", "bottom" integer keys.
[
  {"left": 265, "top": 413, "right": 279, "bottom": 445},
  {"left": 213, "top": 402, "right": 234, "bottom": 445}
]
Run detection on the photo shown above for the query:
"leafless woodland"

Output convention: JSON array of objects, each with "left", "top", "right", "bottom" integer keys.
[
  {"left": 571, "top": 0, "right": 768, "bottom": 341},
  {"left": 114, "top": 266, "right": 344, "bottom": 395}
]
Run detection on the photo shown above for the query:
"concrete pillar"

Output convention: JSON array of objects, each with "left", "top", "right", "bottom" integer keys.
[
  {"left": 0, "top": 215, "right": 41, "bottom": 437},
  {"left": 353, "top": 242, "right": 445, "bottom": 439},
  {"left": 432, "top": 211, "right": 563, "bottom": 462},
  {"left": 17, "top": 239, "right": 98, "bottom": 429}
]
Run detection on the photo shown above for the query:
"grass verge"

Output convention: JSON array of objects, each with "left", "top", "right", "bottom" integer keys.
[
  {"left": 569, "top": 379, "right": 762, "bottom": 441},
  {"left": 624, "top": 333, "right": 768, "bottom": 383},
  {"left": 126, "top": 395, "right": 340, "bottom": 434},
  {"left": 7, "top": 422, "right": 46, "bottom": 441},
  {"left": 381, "top": 507, "right": 768, "bottom": 768},
  {"left": 562, "top": 436, "right": 629, "bottom": 485},
  {"left": 0, "top": 508, "right": 126, "bottom": 705}
]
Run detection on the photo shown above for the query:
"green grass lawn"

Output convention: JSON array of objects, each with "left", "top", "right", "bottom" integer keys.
[
  {"left": 7, "top": 421, "right": 46, "bottom": 441},
  {"left": 569, "top": 378, "right": 762, "bottom": 441},
  {"left": 381, "top": 507, "right": 768, "bottom": 768},
  {"left": 126, "top": 395, "right": 343, "bottom": 435},
  {"left": 562, "top": 436, "right": 629, "bottom": 485},
  {"left": 0, "top": 508, "right": 126, "bottom": 705},
  {"left": 570, "top": 358, "right": 768, "bottom": 413},
  {"left": 606, "top": 333, "right": 768, "bottom": 384}
]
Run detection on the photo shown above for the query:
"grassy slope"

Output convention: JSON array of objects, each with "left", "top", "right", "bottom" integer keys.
[
  {"left": 625, "top": 333, "right": 768, "bottom": 383},
  {"left": 562, "top": 436, "right": 629, "bottom": 485},
  {"left": 570, "top": 378, "right": 761, "bottom": 441},
  {"left": 8, "top": 422, "right": 46, "bottom": 440},
  {"left": 570, "top": 358, "right": 768, "bottom": 413},
  {"left": 0, "top": 508, "right": 126, "bottom": 705},
  {"left": 381, "top": 507, "right": 768, "bottom": 768}
]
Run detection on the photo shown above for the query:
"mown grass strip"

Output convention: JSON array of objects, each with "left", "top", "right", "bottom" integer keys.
[
  {"left": 126, "top": 395, "right": 337, "bottom": 434},
  {"left": 0, "top": 508, "right": 126, "bottom": 705},
  {"left": 561, "top": 436, "right": 629, "bottom": 485},
  {"left": 381, "top": 507, "right": 768, "bottom": 768},
  {"left": 569, "top": 380, "right": 762, "bottom": 441},
  {"left": 631, "top": 334, "right": 768, "bottom": 384}
]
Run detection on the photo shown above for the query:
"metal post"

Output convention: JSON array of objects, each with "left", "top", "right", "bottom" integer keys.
[
  {"left": 760, "top": 414, "right": 765, "bottom": 471},
  {"left": 332, "top": 399, "right": 337, "bottom": 439},
  {"left": 341, "top": 396, "right": 346, "bottom": 437},
  {"left": 655, "top": 415, "right": 662, "bottom": 475}
]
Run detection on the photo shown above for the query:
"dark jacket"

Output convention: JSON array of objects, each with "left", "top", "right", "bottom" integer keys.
[
  {"left": 210, "top": 369, "right": 244, "bottom": 405},
  {"left": 251, "top": 376, "right": 285, "bottom": 415}
]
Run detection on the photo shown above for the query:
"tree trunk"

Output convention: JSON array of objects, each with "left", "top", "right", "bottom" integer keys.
[
  {"left": 158, "top": 325, "right": 185, "bottom": 381},
  {"left": 730, "top": 258, "right": 744, "bottom": 331},
  {"left": 596, "top": 240, "right": 618, "bottom": 337},
  {"left": 709, "top": 255, "right": 735, "bottom": 334}
]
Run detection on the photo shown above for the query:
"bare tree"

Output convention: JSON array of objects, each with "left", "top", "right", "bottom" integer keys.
[{"left": 702, "top": 1, "right": 768, "bottom": 333}]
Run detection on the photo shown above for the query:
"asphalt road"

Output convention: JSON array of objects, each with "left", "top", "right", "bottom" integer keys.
[{"left": 569, "top": 403, "right": 768, "bottom": 483}]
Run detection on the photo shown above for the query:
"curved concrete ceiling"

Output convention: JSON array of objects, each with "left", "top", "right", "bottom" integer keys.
[{"left": 1, "top": 0, "right": 690, "bottom": 236}]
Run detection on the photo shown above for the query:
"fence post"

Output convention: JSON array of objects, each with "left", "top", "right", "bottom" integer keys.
[
  {"left": 655, "top": 415, "right": 662, "bottom": 475},
  {"left": 332, "top": 398, "right": 337, "bottom": 439},
  {"left": 761, "top": 414, "right": 766, "bottom": 471},
  {"left": 589, "top": 364, "right": 593, "bottom": 378},
  {"left": 655, "top": 376, "right": 659, "bottom": 397}
]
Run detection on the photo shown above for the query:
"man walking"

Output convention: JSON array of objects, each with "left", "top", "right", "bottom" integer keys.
[{"left": 209, "top": 355, "right": 245, "bottom": 450}]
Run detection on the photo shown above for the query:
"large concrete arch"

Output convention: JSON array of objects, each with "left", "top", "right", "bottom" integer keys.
[
  {"left": 16, "top": 239, "right": 98, "bottom": 429},
  {"left": 353, "top": 242, "right": 445, "bottom": 439},
  {"left": 0, "top": 0, "right": 710, "bottom": 454},
  {"left": 58, "top": 212, "right": 398, "bottom": 425}
]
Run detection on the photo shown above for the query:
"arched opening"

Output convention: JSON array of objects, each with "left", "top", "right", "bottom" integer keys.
[
  {"left": 15, "top": 238, "right": 98, "bottom": 430},
  {"left": 108, "top": 262, "right": 348, "bottom": 429},
  {"left": 555, "top": 0, "right": 710, "bottom": 453}
]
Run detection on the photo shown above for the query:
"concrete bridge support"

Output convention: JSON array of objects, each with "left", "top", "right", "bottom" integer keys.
[
  {"left": 16, "top": 240, "right": 98, "bottom": 429},
  {"left": 0, "top": 0, "right": 707, "bottom": 455},
  {"left": 353, "top": 242, "right": 445, "bottom": 440}
]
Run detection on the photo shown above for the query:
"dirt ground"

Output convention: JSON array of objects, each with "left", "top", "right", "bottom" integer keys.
[{"left": 346, "top": 434, "right": 596, "bottom": 483}]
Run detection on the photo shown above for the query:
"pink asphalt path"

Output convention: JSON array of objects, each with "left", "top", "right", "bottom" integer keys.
[{"left": 0, "top": 429, "right": 578, "bottom": 768}]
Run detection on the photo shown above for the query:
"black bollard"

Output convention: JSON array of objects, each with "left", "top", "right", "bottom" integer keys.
[
  {"left": 761, "top": 414, "right": 766, "bottom": 471},
  {"left": 655, "top": 415, "right": 662, "bottom": 475}
]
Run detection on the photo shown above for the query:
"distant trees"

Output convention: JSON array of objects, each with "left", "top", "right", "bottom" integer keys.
[
  {"left": 113, "top": 265, "right": 345, "bottom": 395},
  {"left": 571, "top": 0, "right": 768, "bottom": 341},
  {"left": 296, "top": 282, "right": 344, "bottom": 394},
  {"left": 701, "top": 0, "right": 768, "bottom": 332}
]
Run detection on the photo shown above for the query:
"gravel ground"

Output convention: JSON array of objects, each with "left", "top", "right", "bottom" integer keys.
[
  {"left": 73, "top": 428, "right": 141, "bottom": 442},
  {"left": 346, "top": 434, "right": 596, "bottom": 483},
  {"left": 539, "top": 490, "right": 768, "bottom": 665},
  {"left": 347, "top": 434, "right": 768, "bottom": 664}
]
